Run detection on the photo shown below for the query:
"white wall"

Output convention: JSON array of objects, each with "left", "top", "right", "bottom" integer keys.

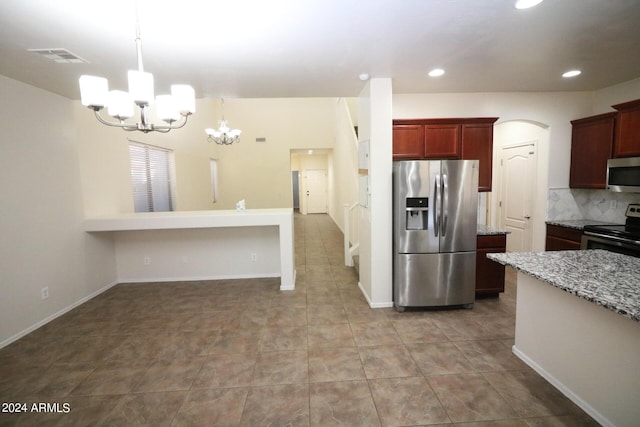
[
  {"left": 358, "top": 78, "right": 394, "bottom": 307},
  {"left": 592, "top": 77, "right": 640, "bottom": 113},
  {"left": 515, "top": 273, "right": 640, "bottom": 427},
  {"left": 358, "top": 84, "right": 373, "bottom": 300},
  {"left": 115, "top": 227, "right": 280, "bottom": 282},
  {"left": 0, "top": 75, "right": 117, "bottom": 347},
  {"left": 329, "top": 98, "right": 359, "bottom": 231}
]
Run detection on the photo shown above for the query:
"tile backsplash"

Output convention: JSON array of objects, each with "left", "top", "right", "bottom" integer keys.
[
  {"left": 548, "top": 188, "right": 640, "bottom": 223},
  {"left": 478, "top": 192, "right": 487, "bottom": 224}
]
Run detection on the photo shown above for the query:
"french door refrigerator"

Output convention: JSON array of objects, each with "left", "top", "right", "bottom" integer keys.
[{"left": 393, "top": 160, "right": 478, "bottom": 311}]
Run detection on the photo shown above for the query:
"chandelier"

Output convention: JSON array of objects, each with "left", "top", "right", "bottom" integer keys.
[
  {"left": 205, "top": 99, "right": 242, "bottom": 145},
  {"left": 78, "top": 17, "right": 195, "bottom": 133}
]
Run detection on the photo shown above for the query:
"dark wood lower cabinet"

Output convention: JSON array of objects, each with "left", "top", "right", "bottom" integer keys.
[
  {"left": 476, "top": 234, "right": 506, "bottom": 297},
  {"left": 545, "top": 224, "right": 583, "bottom": 251}
]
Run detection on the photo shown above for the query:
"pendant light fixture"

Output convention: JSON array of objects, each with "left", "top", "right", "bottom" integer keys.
[
  {"left": 78, "top": 3, "right": 195, "bottom": 133},
  {"left": 205, "top": 99, "right": 242, "bottom": 145}
]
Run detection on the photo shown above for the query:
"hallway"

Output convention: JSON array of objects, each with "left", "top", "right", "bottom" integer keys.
[{"left": 0, "top": 214, "right": 597, "bottom": 426}]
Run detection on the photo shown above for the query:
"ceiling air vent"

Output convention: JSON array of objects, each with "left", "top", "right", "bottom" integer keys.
[
  {"left": 256, "top": 137, "right": 267, "bottom": 143},
  {"left": 28, "top": 48, "right": 88, "bottom": 64}
]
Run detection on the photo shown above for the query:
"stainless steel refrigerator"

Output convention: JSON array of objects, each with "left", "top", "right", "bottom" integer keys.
[{"left": 393, "top": 160, "right": 478, "bottom": 311}]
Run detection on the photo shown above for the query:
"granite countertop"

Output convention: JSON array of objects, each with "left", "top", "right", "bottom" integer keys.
[
  {"left": 488, "top": 249, "right": 640, "bottom": 322},
  {"left": 545, "top": 219, "right": 618, "bottom": 230},
  {"left": 477, "top": 224, "right": 509, "bottom": 236}
]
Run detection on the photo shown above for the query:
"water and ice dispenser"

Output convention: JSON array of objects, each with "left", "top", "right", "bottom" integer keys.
[{"left": 405, "top": 197, "right": 429, "bottom": 230}]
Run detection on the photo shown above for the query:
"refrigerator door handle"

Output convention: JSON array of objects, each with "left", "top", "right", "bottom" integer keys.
[
  {"left": 433, "top": 174, "right": 440, "bottom": 237},
  {"left": 442, "top": 173, "right": 448, "bottom": 236}
]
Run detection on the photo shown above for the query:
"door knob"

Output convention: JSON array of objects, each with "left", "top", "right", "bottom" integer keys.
[{"left": 524, "top": 215, "right": 531, "bottom": 219}]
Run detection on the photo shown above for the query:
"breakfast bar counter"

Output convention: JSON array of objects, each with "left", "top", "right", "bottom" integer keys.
[
  {"left": 488, "top": 250, "right": 640, "bottom": 427},
  {"left": 84, "top": 209, "right": 296, "bottom": 290}
]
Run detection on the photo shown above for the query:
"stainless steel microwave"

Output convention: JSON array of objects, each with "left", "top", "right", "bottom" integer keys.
[{"left": 606, "top": 157, "right": 640, "bottom": 192}]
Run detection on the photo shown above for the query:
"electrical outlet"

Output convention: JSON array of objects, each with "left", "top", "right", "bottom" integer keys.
[
  {"left": 251, "top": 253, "right": 257, "bottom": 262},
  {"left": 144, "top": 256, "right": 151, "bottom": 265},
  {"left": 41, "top": 287, "right": 49, "bottom": 300},
  {"left": 610, "top": 200, "right": 617, "bottom": 209}
]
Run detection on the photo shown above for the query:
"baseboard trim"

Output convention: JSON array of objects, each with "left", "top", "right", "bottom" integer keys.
[
  {"left": 0, "top": 279, "right": 119, "bottom": 350},
  {"left": 357, "top": 281, "right": 394, "bottom": 309},
  {"left": 279, "top": 270, "right": 297, "bottom": 291},
  {"left": 117, "top": 273, "right": 281, "bottom": 284},
  {"left": 512, "top": 345, "right": 614, "bottom": 427}
]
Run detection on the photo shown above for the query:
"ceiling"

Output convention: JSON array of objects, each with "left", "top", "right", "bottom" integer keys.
[{"left": 1, "top": 0, "right": 640, "bottom": 100}]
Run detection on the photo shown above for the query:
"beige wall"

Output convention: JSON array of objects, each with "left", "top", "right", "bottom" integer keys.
[
  {"left": 592, "top": 77, "right": 640, "bottom": 113},
  {"left": 1, "top": 86, "right": 351, "bottom": 347},
  {"left": 0, "top": 75, "right": 117, "bottom": 346},
  {"left": 75, "top": 97, "right": 338, "bottom": 215}
]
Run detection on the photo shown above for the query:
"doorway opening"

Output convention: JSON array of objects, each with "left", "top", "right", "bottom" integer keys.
[{"left": 290, "top": 149, "right": 331, "bottom": 215}]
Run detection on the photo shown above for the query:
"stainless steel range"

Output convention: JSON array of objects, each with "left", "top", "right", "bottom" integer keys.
[{"left": 581, "top": 203, "right": 640, "bottom": 257}]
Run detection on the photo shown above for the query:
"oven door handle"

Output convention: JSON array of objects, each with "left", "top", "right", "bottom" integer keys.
[{"left": 584, "top": 231, "right": 640, "bottom": 246}]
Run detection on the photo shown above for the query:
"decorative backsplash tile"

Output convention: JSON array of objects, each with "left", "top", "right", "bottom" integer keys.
[
  {"left": 548, "top": 188, "right": 640, "bottom": 223},
  {"left": 477, "top": 192, "right": 487, "bottom": 224}
]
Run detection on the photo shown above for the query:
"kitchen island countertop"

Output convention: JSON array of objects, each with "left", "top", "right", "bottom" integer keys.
[{"left": 488, "top": 249, "right": 640, "bottom": 322}]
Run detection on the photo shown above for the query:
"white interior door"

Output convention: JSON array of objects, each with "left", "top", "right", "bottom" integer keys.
[
  {"left": 305, "top": 169, "right": 327, "bottom": 214},
  {"left": 500, "top": 143, "right": 536, "bottom": 252}
]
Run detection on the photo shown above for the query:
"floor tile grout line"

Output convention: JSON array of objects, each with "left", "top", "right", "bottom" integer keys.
[{"left": 0, "top": 215, "right": 595, "bottom": 425}]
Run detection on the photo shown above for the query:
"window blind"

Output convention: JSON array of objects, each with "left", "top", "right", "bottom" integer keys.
[{"left": 128, "top": 142, "right": 173, "bottom": 212}]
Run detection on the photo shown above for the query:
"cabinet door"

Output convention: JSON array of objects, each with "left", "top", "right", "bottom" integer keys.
[
  {"left": 392, "top": 125, "right": 425, "bottom": 159},
  {"left": 545, "top": 224, "right": 583, "bottom": 251},
  {"left": 545, "top": 236, "right": 581, "bottom": 251},
  {"left": 461, "top": 124, "right": 494, "bottom": 192},
  {"left": 569, "top": 113, "right": 615, "bottom": 189},
  {"left": 475, "top": 235, "right": 506, "bottom": 296},
  {"left": 424, "top": 124, "right": 460, "bottom": 158},
  {"left": 613, "top": 99, "right": 640, "bottom": 158}
]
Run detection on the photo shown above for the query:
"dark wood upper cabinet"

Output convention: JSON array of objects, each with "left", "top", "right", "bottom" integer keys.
[
  {"left": 461, "top": 123, "right": 495, "bottom": 192},
  {"left": 393, "top": 118, "right": 498, "bottom": 192},
  {"left": 424, "top": 124, "right": 460, "bottom": 158},
  {"left": 569, "top": 112, "right": 616, "bottom": 189},
  {"left": 613, "top": 99, "right": 640, "bottom": 158},
  {"left": 392, "top": 124, "right": 425, "bottom": 159}
]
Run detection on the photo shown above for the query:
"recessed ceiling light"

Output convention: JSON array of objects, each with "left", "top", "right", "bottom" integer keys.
[
  {"left": 358, "top": 73, "right": 370, "bottom": 81},
  {"left": 562, "top": 70, "right": 582, "bottom": 78},
  {"left": 428, "top": 68, "right": 445, "bottom": 77},
  {"left": 307, "top": 150, "right": 314, "bottom": 155},
  {"left": 515, "top": 0, "right": 544, "bottom": 9}
]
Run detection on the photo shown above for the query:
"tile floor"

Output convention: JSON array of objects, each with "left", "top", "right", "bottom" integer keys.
[{"left": 0, "top": 214, "right": 600, "bottom": 426}]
